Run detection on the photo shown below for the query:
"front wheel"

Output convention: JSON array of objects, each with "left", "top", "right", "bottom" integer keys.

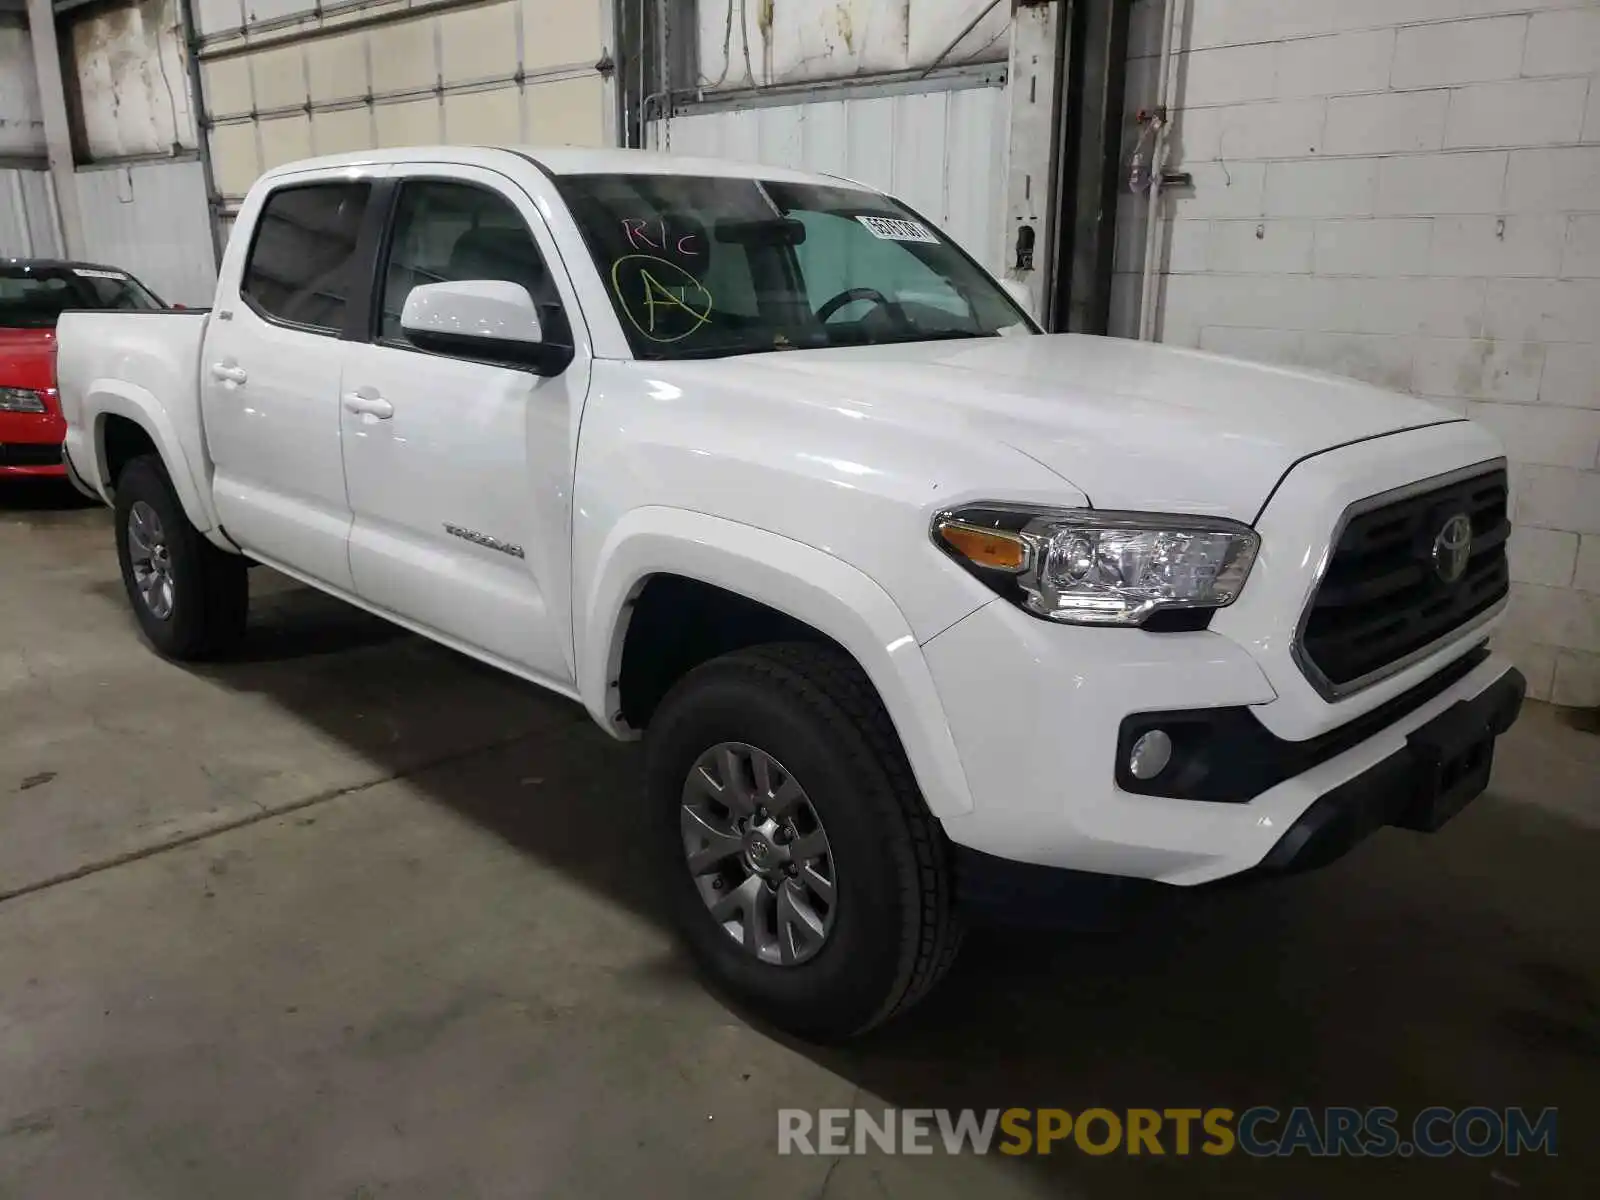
[
  {"left": 113, "top": 455, "right": 248, "bottom": 660},
  {"left": 646, "top": 642, "right": 963, "bottom": 1040}
]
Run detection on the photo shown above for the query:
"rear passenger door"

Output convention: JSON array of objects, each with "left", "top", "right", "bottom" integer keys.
[
  {"left": 338, "top": 167, "right": 589, "bottom": 687},
  {"left": 203, "top": 175, "right": 383, "bottom": 590}
]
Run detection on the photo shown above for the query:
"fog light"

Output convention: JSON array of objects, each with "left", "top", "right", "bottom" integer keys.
[{"left": 1128, "top": 730, "right": 1173, "bottom": 780}]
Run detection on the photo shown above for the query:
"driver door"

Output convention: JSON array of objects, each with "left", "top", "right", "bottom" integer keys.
[{"left": 338, "top": 166, "right": 588, "bottom": 687}]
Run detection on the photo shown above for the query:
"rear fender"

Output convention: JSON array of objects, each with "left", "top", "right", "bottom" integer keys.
[{"left": 86, "top": 382, "right": 221, "bottom": 537}]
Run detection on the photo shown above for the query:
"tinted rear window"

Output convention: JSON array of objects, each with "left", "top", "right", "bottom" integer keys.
[{"left": 241, "top": 182, "right": 372, "bottom": 333}]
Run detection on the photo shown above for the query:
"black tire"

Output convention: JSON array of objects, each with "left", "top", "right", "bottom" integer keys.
[
  {"left": 113, "top": 455, "right": 248, "bottom": 660},
  {"left": 646, "top": 642, "right": 963, "bottom": 1040}
]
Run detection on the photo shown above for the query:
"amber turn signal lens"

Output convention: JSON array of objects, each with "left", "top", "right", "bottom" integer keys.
[{"left": 937, "top": 521, "right": 1028, "bottom": 571}]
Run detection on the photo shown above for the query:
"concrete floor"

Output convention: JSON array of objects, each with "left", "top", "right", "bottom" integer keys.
[{"left": 1, "top": 479, "right": 1596, "bottom": 1200}]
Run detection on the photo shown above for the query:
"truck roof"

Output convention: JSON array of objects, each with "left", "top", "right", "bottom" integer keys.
[{"left": 256, "top": 145, "right": 874, "bottom": 191}]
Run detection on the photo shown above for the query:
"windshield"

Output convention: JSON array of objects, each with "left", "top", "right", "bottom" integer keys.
[
  {"left": 0, "top": 264, "right": 163, "bottom": 329},
  {"left": 555, "top": 174, "right": 1035, "bottom": 360}
]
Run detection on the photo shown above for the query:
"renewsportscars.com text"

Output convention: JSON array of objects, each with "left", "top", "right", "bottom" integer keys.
[{"left": 777, "top": 1106, "right": 1558, "bottom": 1158}]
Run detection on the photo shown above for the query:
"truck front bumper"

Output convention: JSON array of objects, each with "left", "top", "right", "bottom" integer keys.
[
  {"left": 922, "top": 598, "right": 1524, "bottom": 889},
  {"left": 1252, "top": 663, "right": 1522, "bottom": 869}
]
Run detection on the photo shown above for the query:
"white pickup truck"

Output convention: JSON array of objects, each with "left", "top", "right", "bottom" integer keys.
[{"left": 57, "top": 146, "right": 1524, "bottom": 1038}]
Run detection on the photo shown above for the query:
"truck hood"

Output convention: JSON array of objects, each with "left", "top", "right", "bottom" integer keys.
[{"left": 726, "top": 334, "right": 1460, "bottom": 521}]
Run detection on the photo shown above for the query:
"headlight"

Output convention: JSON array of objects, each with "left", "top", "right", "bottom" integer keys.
[
  {"left": 0, "top": 387, "right": 48, "bottom": 414},
  {"left": 933, "top": 505, "right": 1260, "bottom": 627}
]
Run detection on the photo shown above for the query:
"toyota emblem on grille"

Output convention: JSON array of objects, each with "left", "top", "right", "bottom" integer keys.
[{"left": 1432, "top": 513, "right": 1474, "bottom": 584}]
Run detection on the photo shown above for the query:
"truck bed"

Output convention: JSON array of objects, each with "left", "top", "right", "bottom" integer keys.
[{"left": 54, "top": 309, "right": 218, "bottom": 529}]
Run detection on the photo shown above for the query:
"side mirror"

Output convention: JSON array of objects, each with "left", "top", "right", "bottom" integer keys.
[
  {"left": 1000, "top": 278, "right": 1037, "bottom": 320},
  {"left": 400, "top": 279, "right": 570, "bottom": 374}
]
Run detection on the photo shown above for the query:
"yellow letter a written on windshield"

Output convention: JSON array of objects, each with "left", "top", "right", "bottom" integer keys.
[
  {"left": 609, "top": 254, "right": 714, "bottom": 342},
  {"left": 639, "top": 267, "right": 710, "bottom": 336}
]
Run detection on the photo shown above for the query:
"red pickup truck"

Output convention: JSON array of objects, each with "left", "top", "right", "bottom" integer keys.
[{"left": 1, "top": 259, "right": 166, "bottom": 477}]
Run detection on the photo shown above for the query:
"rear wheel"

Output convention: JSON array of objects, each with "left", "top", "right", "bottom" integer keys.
[
  {"left": 113, "top": 455, "right": 247, "bottom": 659},
  {"left": 646, "top": 642, "right": 962, "bottom": 1040}
]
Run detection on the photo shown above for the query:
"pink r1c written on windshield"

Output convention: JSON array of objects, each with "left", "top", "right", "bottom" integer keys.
[{"left": 621, "top": 219, "right": 702, "bottom": 258}]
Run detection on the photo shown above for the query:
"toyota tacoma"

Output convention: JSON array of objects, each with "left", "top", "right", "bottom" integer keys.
[{"left": 54, "top": 147, "right": 1524, "bottom": 1039}]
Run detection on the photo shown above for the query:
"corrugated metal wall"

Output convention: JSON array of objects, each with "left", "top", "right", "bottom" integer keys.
[
  {"left": 73, "top": 161, "right": 215, "bottom": 304},
  {"left": 0, "top": 15, "right": 59, "bottom": 257},
  {"left": 659, "top": 81, "right": 1009, "bottom": 272},
  {"left": 0, "top": 169, "right": 63, "bottom": 259},
  {"left": 1, "top": 15, "right": 46, "bottom": 159}
]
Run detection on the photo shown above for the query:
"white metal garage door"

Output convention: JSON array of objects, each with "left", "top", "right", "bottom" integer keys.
[
  {"left": 656, "top": 73, "right": 1009, "bottom": 274},
  {"left": 194, "top": 0, "right": 613, "bottom": 226}
]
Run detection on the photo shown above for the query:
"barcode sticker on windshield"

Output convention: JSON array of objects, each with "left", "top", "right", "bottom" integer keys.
[
  {"left": 856, "top": 216, "right": 939, "bottom": 244},
  {"left": 72, "top": 268, "right": 128, "bottom": 280}
]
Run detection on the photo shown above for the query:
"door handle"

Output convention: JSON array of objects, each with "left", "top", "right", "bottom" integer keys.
[
  {"left": 210, "top": 363, "right": 248, "bottom": 385},
  {"left": 343, "top": 392, "right": 394, "bottom": 419}
]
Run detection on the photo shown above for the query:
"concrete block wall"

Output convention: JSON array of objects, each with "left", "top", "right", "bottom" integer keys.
[{"left": 1117, "top": 0, "right": 1600, "bottom": 706}]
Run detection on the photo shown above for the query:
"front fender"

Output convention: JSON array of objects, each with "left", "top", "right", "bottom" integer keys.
[
  {"left": 579, "top": 506, "right": 978, "bottom": 819},
  {"left": 85, "top": 382, "right": 219, "bottom": 534}
]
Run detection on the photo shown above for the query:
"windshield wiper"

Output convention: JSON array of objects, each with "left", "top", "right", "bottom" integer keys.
[
  {"left": 885, "top": 329, "right": 999, "bottom": 344},
  {"left": 646, "top": 341, "right": 788, "bottom": 361},
  {"left": 638, "top": 328, "right": 997, "bottom": 361}
]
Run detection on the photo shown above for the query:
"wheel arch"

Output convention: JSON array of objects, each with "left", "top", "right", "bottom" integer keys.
[
  {"left": 98, "top": 413, "right": 159, "bottom": 496},
  {"left": 86, "top": 386, "right": 219, "bottom": 537},
  {"left": 579, "top": 507, "right": 976, "bottom": 819}
]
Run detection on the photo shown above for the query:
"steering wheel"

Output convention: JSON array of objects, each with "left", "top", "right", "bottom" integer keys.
[{"left": 815, "top": 286, "right": 912, "bottom": 328}]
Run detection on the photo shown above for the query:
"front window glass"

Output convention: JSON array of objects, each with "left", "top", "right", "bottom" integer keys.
[
  {"left": 0, "top": 265, "right": 162, "bottom": 328},
  {"left": 378, "top": 180, "right": 564, "bottom": 347},
  {"left": 555, "top": 174, "right": 1033, "bottom": 360}
]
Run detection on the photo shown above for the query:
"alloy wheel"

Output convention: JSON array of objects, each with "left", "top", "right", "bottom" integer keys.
[
  {"left": 127, "top": 500, "right": 175, "bottom": 620},
  {"left": 679, "top": 741, "right": 839, "bottom": 965}
]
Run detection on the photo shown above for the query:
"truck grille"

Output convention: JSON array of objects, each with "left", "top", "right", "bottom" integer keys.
[
  {"left": 1296, "top": 463, "right": 1509, "bottom": 697},
  {"left": 0, "top": 443, "right": 63, "bottom": 467}
]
